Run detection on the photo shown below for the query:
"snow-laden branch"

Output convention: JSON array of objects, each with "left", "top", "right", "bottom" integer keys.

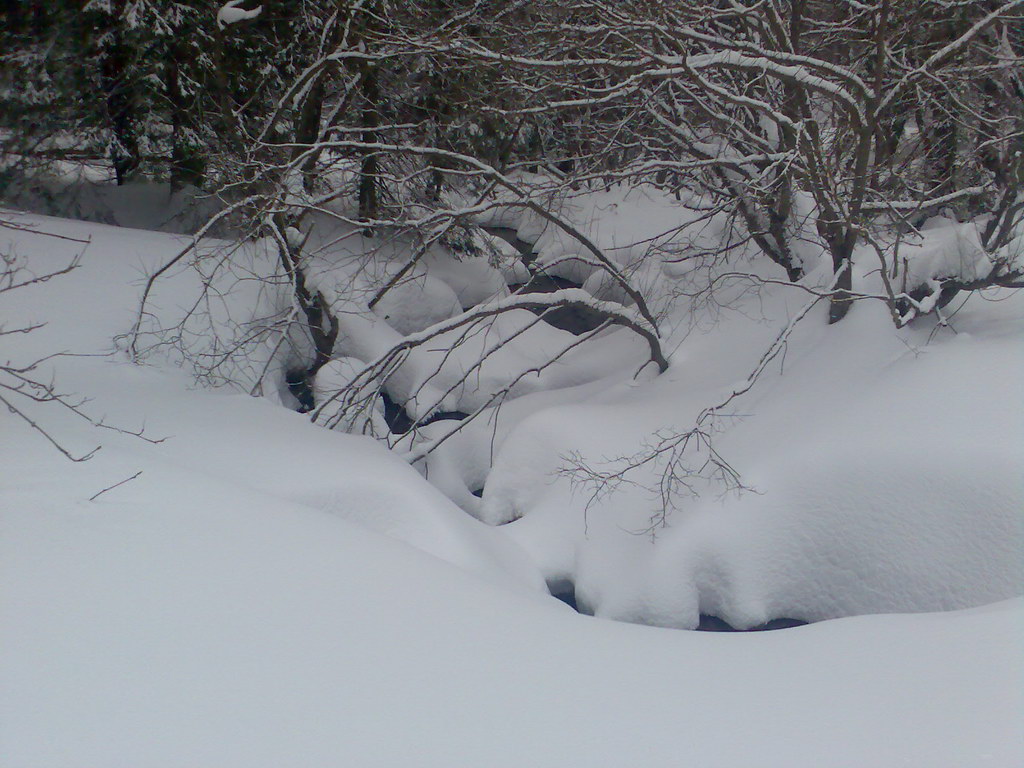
[
  {"left": 216, "top": 1, "right": 261, "bottom": 30},
  {"left": 313, "top": 288, "right": 667, "bottom": 431},
  {"left": 685, "top": 50, "right": 866, "bottom": 127},
  {"left": 275, "top": 137, "right": 662, "bottom": 331},
  {"left": 559, "top": 13, "right": 874, "bottom": 100},
  {"left": 861, "top": 186, "right": 989, "bottom": 213},
  {"left": 877, "top": 0, "right": 1024, "bottom": 113}
]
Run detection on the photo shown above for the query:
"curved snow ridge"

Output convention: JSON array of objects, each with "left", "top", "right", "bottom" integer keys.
[
  {"left": 634, "top": 446, "right": 1024, "bottom": 629},
  {"left": 502, "top": 442, "right": 1024, "bottom": 631},
  {"left": 483, "top": 282, "right": 1024, "bottom": 629},
  {"left": 288, "top": 478, "right": 548, "bottom": 596},
  {"left": 6, "top": 479, "right": 1022, "bottom": 766}
]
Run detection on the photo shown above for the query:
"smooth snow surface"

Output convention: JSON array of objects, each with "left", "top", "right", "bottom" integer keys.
[
  {"left": 2, "top": 203, "right": 1023, "bottom": 767},
  {"left": 462, "top": 186, "right": 1024, "bottom": 630},
  {"left": 5, "top": 497, "right": 1022, "bottom": 767},
  {"left": 488, "top": 298, "right": 1024, "bottom": 628}
]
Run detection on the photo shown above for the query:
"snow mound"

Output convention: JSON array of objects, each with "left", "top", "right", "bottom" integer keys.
[
  {"left": 582, "top": 446, "right": 1024, "bottom": 629},
  {"left": 488, "top": 290, "right": 1024, "bottom": 628},
  {"left": 312, "top": 357, "right": 388, "bottom": 435},
  {"left": 373, "top": 273, "right": 463, "bottom": 334},
  {"left": 3, "top": 200, "right": 1024, "bottom": 768},
  {"left": 423, "top": 249, "right": 509, "bottom": 308}
]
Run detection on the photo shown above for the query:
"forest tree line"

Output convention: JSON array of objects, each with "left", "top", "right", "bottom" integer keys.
[{"left": 2, "top": 0, "right": 1023, "bottom": 323}]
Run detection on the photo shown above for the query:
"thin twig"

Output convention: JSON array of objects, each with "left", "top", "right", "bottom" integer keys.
[{"left": 89, "top": 471, "right": 143, "bottom": 502}]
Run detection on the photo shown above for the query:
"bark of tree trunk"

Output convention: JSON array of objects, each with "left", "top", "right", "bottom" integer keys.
[
  {"left": 358, "top": 66, "right": 380, "bottom": 231},
  {"left": 98, "top": 5, "right": 139, "bottom": 186},
  {"left": 167, "top": 43, "right": 204, "bottom": 191}
]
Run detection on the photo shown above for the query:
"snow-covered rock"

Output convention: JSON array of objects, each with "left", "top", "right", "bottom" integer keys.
[
  {"left": 373, "top": 274, "right": 463, "bottom": 334},
  {"left": 423, "top": 250, "right": 510, "bottom": 308}
]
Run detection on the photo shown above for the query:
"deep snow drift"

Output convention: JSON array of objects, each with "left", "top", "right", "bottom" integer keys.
[
  {"left": 2, "top": 198, "right": 1023, "bottom": 767},
  {"left": 447, "top": 183, "right": 1024, "bottom": 629}
]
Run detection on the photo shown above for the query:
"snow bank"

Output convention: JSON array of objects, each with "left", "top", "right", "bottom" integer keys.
[
  {"left": 0, "top": 211, "right": 542, "bottom": 591},
  {"left": 486, "top": 268, "right": 1024, "bottom": 628},
  {"left": 898, "top": 218, "right": 1001, "bottom": 288},
  {"left": 3, "top": 461, "right": 1022, "bottom": 767},
  {"left": 0, "top": 209, "right": 305, "bottom": 400},
  {"left": 3, "top": 203, "right": 1023, "bottom": 768},
  {"left": 422, "top": 248, "right": 509, "bottom": 308},
  {"left": 458, "top": 182, "right": 1024, "bottom": 631},
  {"left": 372, "top": 273, "right": 463, "bottom": 334}
]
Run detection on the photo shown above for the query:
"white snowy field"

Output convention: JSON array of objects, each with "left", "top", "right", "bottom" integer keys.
[{"left": 2, "top": 203, "right": 1023, "bottom": 767}]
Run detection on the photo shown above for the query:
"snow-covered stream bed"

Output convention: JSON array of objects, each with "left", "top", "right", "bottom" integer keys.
[
  {"left": 483, "top": 225, "right": 613, "bottom": 335},
  {"left": 2, "top": 205, "right": 1022, "bottom": 766}
]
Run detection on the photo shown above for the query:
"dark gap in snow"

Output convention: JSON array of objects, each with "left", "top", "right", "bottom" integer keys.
[
  {"left": 379, "top": 391, "right": 468, "bottom": 435},
  {"left": 469, "top": 487, "right": 484, "bottom": 498},
  {"left": 509, "top": 276, "right": 611, "bottom": 335},
  {"left": 546, "top": 577, "right": 579, "bottom": 612},
  {"left": 895, "top": 279, "right": 962, "bottom": 318},
  {"left": 381, "top": 391, "right": 414, "bottom": 432},
  {"left": 696, "top": 615, "right": 807, "bottom": 632},
  {"left": 286, "top": 369, "right": 315, "bottom": 413},
  {"left": 483, "top": 226, "right": 538, "bottom": 265},
  {"left": 484, "top": 227, "right": 619, "bottom": 335},
  {"left": 511, "top": 273, "right": 580, "bottom": 292}
]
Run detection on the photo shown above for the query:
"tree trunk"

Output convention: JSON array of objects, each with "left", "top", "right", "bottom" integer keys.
[
  {"left": 822, "top": 225, "right": 856, "bottom": 324},
  {"left": 293, "top": 76, "right": 326, "bottom": 193},
  {"left": 98, "top": 3, "right": 139, "bottom": 185},
  {"left": 358, "top": 65, "right": 380, "bottom": 231},
  {"left": 167, "top": 41, "right": 205, "bottom": 191}
]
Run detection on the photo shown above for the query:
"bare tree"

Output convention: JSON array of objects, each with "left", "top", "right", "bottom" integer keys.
[
  {"left": 100, "top": 0, "right": 1024, "bottom": 519},
  {"left": 421, "top": 1, "right": 1023, "bottom": 322},
  {"left": 1, "top": 218, "right": 163, "bottom": 460}
]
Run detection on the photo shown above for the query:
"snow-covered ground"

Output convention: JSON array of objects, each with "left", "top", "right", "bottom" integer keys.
[{"left": 2, "top": 198, "right": 1022, "bottom": 767}]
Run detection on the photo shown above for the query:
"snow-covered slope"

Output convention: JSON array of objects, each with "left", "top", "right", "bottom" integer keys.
[
  {"left": 0, "top": 211, "right": 544, "bottom": 591},
  {"left": 486, "top": 293, "right": 1024, "bottom": 627},
  {"left": 5, "top": 493, "right": 1022, "bottom": 767},
  {"left": 455, "top": 189, "right": 1024, "bottom": 628},
  {"left": 2, "top": 208, "right": 1022, "bottom": 767}
]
